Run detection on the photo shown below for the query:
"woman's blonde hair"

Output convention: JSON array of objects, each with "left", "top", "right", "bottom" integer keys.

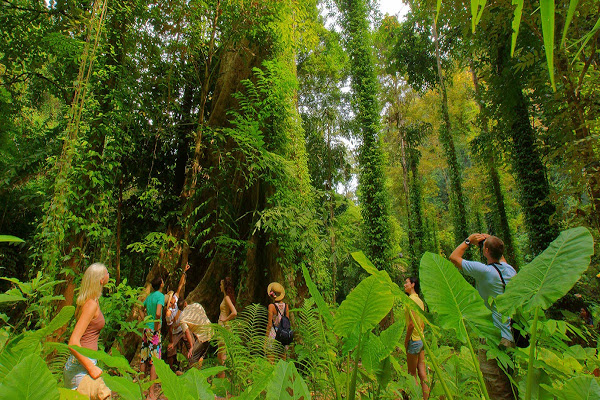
[{"left": 77, "top": 263, "right": 108, "bottom": 306}]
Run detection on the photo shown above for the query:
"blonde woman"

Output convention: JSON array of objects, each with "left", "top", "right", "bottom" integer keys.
[{"left": 64, "top": 263, "right": 111, "bottom": 399}]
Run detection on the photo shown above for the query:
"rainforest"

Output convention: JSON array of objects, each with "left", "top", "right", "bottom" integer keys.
[{"left": 0, "top": 0, "right": 599, "bottom": 399}]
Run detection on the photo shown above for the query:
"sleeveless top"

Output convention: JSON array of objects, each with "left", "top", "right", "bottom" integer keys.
[
  {"left": 80, "top": 307, "right": 105, "bottom": 351},
  {"left": 218, "top": 297, "right": 231, "bottom": 326},
  {"left": 269, "top": 302, "right": 286, "bottom": 339}
]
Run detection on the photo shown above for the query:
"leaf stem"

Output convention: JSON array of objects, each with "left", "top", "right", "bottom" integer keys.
[
  {"left": 348, "top": 332, "right": 362, "bottom": 400},
  {"left": 463, "top": 326, "right": 490, "bottom": 400},
  {"left": 525, "top": 306, "right": 540, "bottom": 400}
]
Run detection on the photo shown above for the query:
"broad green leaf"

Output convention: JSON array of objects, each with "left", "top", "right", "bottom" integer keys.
[
  {"left": 45, "top": 306, "right": 75, "bottom": 334},
  {"left": 70, "top": 346, "right": 135, "bottom": 374},
  {"left": 351, "top": 251, "right": 379, "bottom": 275},
  {"left": 379, "top": 320, "right": 405, "bottom": 353},
  {"left": 0, "top": 353, "right": 59, "bottom": 400},
  {"left": 153, "top": 356, "right": 194, "bottom": 400},
  {"left": 237, "top": 363, "right": 275, "bottom": 400},
  {"left": 511, "top": 0, "right": 524, "bottom": 56},
  {"left": 181, "top": 368, "right": 215, "bottom": 399},
  {"left": 0, "top": 235, "right": 24, "bottom": 243},
  {"left": 0, "top": 342, "right": 40, "bottom": 381},
  {"left": 361, "top": 333, "right": 387, "bottom": 374},
  {"left": 541, "top": 375, "right": 600, "bottom": 399},
  {"left": 540, "top": 0, "right": 556, "bottom": 90},
  {"left": 496, "top": 227, "right": 594, "bottom": 316},
  {"left": 537, "top": 347, "right": 582, "bottom": 375},
  {"left": 58, "top": 388, "right": 88, "bottom": 400},
  {"left": 265, "top": 360, "right": 311, "bottom": 400},
  {"left": 0, "top": 293, "right": 25, "bottom": 303},
  {"left": 334, "top": 275, "right": 393, "bottom": 338},
  {"left": 102, "top": 375, "right": 141, "bottom": 400},
  {"left": 352, "top": 251, "right": 433, "bottom": 327},
  {"left": 374, "top": 356, "right": 392, "bottom": 390},
  {"left": 419, "top": 252, "right": 497, "bottom": 343},
  {"left": 13, "top": 306, "right": 74, "bottom": 353},
  {"left": 435, "top": 0, "right": 441, "bottom": 23},
  {"left": 301, "top": 265, "right": 333, "bottom": 326},
  {"left": 561, "top": 0, "right": 580, "bottom": 47}
]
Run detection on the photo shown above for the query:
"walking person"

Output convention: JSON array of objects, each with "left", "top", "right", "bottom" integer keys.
[
  {"left": 404, "top": 277, "right": 429, "bottom": 400},
  {"left": 449, "top": 233, "right": 517, "bottom": 400},
  {"left": 64, "top": 263, "right": 112, "bottom": 400},
  {"left": 141, "top": 276, "right": 165, "bottom": 400},
  {"left": 217, "top": 277, "right": 237, "bottom": 378},
  {"left": 265, "top": 282, "right": 289, "bottom": 362}
]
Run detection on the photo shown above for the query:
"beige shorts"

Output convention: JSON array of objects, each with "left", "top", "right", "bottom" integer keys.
[{"left": 76, "top": 374, "right": 111, "bottom": 400}]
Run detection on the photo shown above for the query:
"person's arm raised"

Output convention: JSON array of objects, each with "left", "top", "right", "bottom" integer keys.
[
  {"left": 175, "top": 264, "right": 190, "bottom": 298},
  {"left": 449, "top": 233, "right": 485, "bottom": 270},
  {"left": 68, "top": 299, "right": 102, "bottom": 379}
]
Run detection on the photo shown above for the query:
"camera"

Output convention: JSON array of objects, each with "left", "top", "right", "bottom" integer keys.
[{"left": 478, "top": 238, "right": 486, "bottom": 248}]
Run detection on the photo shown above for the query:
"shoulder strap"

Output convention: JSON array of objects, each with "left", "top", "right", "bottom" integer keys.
[
  {"left": 489, "top": 263, "right": 506, "bottom": 288},
  {"left": 275, "top": 303, "right": 286, "bottom": 317}
]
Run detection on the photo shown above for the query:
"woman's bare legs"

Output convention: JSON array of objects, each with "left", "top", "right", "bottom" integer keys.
[{"left": 407, "top": 351, "right": 429, "bottom": 399}]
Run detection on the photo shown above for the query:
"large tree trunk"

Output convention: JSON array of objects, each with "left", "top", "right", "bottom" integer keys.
[
  {"left": 469, "top": 64, "right": 518, "bottom": 268},
  {"left": 494, "top": 42, "right": 558, "bottom": 254}
]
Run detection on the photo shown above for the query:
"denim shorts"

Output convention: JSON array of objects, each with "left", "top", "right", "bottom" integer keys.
[
  {"left": 407, "top": 339, "right": 423, "bottom": 355},
  {"left": 64, "top": 354, "right": 97, "bottom": 390}
]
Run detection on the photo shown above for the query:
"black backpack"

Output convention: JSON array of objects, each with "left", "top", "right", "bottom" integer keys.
[
  {"left": 490, "top": 263, "right": 530, "bottom": 348},
  {"left": 274, "top": 303, "right": 294, "bottom": 346}
]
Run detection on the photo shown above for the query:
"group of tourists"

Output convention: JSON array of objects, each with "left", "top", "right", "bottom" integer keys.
[
  {"left": 63, "top": 232, "right": 517, "bottom": 400},
  {"left": 64, "top": 260, "right": 291, "bottom": 399}
]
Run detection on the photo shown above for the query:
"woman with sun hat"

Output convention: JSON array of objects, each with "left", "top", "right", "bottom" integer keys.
[{"left": 265, "top": 282, "right": 289, "bottom": 361}]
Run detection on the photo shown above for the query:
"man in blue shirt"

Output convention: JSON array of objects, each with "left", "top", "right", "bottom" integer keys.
[{"left": 450, "top": 233, "right": 516, "bottom": 400}]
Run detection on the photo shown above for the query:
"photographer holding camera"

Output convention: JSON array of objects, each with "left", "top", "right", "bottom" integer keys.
[{"left": 449, "top": 233, "right": 517, "bottom": 400}]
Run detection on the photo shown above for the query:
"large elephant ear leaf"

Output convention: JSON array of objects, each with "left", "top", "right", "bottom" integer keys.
[
  {"left": 352, "top": 251, "right": 433, "bottom": 327},
  {"left": 541, "top": 375, "right": 600, "bottom": 399},
  {"left": 420, "top": 252, "right": 497, "bottom": 343},
  {"left": 265, "top": 360, "right": 311, "bottom": 400},
  {"left": 497, "top": 227, "right": 594, "bottom": 316},
  {"left": 334, "top": 275, "right": 393, "bottom": 338},
  {"left": 0, "top": 353, "right": 59, "bottom": 400}
]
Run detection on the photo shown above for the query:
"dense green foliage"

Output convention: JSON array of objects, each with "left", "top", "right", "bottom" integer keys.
[{"left": 1, "top": 0, "right": 599, "bottom": 398}]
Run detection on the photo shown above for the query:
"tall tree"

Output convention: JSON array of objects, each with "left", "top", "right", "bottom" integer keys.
[
  {"left": 336, "top": 0, "right": 392, "bottom": 270},
  {"left": 483, "top": 27, "right": 559, "bottom": 255},
  {"left": 431, "top": 16, "right": 469, "bottom": 246}
]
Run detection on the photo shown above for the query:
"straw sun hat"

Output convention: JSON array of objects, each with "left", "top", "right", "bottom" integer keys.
[{"left": 267, "top": 282, "right": 285, "bottom": 302}]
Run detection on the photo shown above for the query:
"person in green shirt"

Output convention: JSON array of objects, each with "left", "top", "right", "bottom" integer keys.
[{"left": 141, "top": 276, "right": 165, "bottom": 400}]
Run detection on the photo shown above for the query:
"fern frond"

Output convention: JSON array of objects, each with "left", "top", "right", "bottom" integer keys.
[{"left": 42, "top": 341, "right": 71, "bottom": 383}]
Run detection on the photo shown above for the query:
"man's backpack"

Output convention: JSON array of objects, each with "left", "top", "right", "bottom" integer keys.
[
  {"left": 490, "top": 263, "right": 530, "bottom": 348},
  {"left": 274, "top": 303, "right": 294, "bottom": 346}
]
